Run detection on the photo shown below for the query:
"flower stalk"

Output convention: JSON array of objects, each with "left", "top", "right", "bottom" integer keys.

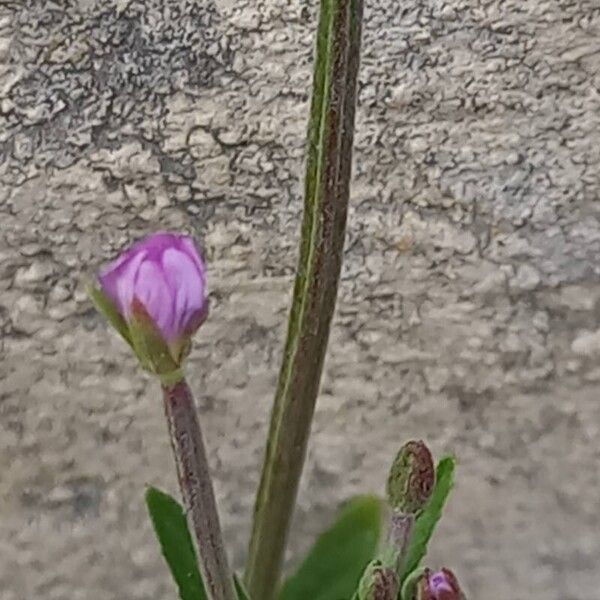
[
  {"left": 244, "top": 0, "right": 364, "bottom": 597},
  {"left": 162, "top": 378, "right": 237, "bottom": 600},
  {"left": 91, "top": 233, "right": 236, "bottom": 600},
  {"left": 385, "top": 512, "right": 415, "bottom": 574}
]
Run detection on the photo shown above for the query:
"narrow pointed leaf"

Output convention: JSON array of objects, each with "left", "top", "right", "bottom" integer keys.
[
  {"left": 234, "top": 575, "right": 251, "bottom": 600},
  {"left": 145, "top": 486, "right": 207, "bottom": 600},
  {"left": 278, "top": 496, "right": 383, "bottom": 600},
  {"left": 400, "top": 457, "right": 456, "bottom": 583}
]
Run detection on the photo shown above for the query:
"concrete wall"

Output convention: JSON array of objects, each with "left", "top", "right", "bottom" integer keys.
[{"left": 1, "top": 1, "right": 599, "bottom": 598}]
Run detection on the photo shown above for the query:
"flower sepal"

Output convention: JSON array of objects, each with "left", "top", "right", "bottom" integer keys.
[
  {"left": 357, "top": 559, "right": 399, "bottom": 600},
  {"left": 88, "top": 283, "right": 134, "bottom": 349},
  {"left": 400, "top": 567, "right": 427, "bottom": 600},
  {"left": 387, "top": 440, "right": 435, "bottom": 515},
  {"left": 128, "top": 297, "right": 181, "bottom": 377},
  {"left": 88, "top": 285, "right": 184, "bottom": 382}
]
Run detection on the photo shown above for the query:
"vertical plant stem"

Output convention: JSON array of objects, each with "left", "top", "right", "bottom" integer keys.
[
  {"left": 162, "top": 379, "right": 237, "bottom": 600},
  {"left": 387, "top": 512, "right": 415, "bottom": 574},
  {"left": 244, "top": 1, "right": 364, "bottom": 598}
]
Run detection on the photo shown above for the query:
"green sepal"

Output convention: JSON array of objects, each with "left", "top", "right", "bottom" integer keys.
[
  {"left": 128, "top": 297, "right": 179, "bottom": 375},
  {"left": 379, "top": 544, "right": 401, "bottom": 572},
  {"left": 357, "top": 559, "right": 399, "bottom": 600},
  {"left": 386, "top": 441, "right": 435, "bottom": 515},
  {"left": 234, "top": 575, "right": 251, "bottom": 600},
  {"left": 399, "top": 568, "right": 426, "bottom": 600},
  {"left": 87, "top": 284, "right": 133, "bottom": 347}
]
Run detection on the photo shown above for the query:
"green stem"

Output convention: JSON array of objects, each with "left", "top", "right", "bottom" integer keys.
[
  {"left": 244, "top": 1, "right": 364, "bottom": 598},
  {"left": 162, "top": 379, "right": 237, "bottom": 600},
  {"left": 386, "top": 512, "right": 415, "bottom": 574}
]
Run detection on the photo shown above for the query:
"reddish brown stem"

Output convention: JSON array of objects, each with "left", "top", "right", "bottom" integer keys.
[
  {"left": 244, "top": 0, "right": 364, "bottom": 597},
  {"left": 162, "top": 379, "right": 236, "bottom": 600},
  {"left": 388, "top": 512, "right": 415, "bottom": 573}
]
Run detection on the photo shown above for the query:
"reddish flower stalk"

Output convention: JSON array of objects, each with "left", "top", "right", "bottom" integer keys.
[
  {"left": 162, "top": 379, "right": 236, "bottom": 600},
  {"left": 91, "top": 232, "right": 235, "bottom": 600}
]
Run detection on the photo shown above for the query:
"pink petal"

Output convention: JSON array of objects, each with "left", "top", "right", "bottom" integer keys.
[
  {"left": 98, "top": 249, "right": 147, "bottom": 316},
  {"left": 180, "top": 236, "right": 207, "bottom": 278},
  {"left": 133, "top": 259, "right": 177, "bottom": 340},
  {"left": 161, "top": 248, "right": 207, "bottom": 335}
]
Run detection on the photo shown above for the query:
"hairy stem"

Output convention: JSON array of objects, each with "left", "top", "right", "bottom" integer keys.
[
  {"left": 387, "top": 512, "right": 415, "bottom": 574},
  {"left": 162, "top": 379, "right": 237, "bottom": 600},
  {"left": 244, "top": 1, "right": 364, "bottom": 598}
]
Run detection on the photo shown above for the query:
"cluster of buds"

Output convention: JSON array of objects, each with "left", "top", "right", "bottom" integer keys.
[
  {"left": 360, "top": 440, "right": 466, "bottom": 599},
  {"left": 90, "top": 234, "right": 467, "bottom": 600}
]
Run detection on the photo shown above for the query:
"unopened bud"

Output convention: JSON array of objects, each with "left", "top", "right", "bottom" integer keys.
[
  {"left": 90, "top": 232, "right": 208, "bottom": 381},
  {"left": 416, "top": 568, "right": 465, "bottom": 600},
  {"left": 358, "top": 560, "right": 399, "bottom": 600},
  {"left": 386, "top": 440, "right": 435, "bottom": 514}
]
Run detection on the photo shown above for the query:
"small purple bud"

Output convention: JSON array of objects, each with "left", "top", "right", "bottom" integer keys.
[
  {"left": 386, "top": 440, "right": 435, "bottom": 514},
  {"left": 416, "top": 568, "right": 465, "bottom": 600},
  {"left": 93, "top": 232, "right": 208, "bottom": 371}
]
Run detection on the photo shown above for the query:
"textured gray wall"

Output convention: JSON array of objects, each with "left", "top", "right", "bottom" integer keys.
[{"left": 1, "top": 1, "right": 599, "bottom": 599}]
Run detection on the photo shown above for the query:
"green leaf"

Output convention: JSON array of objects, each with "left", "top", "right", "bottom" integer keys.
[
  {"left": 145, "top": 487, "right": 206, "bottom": 600},
  {"left": 278, "top": 496, "right": 383, "bottom": 600},
  {"left": 400, "top": 457, "right": 456, "bottom": 583}
]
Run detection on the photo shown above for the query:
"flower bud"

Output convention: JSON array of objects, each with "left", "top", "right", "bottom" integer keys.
[
  {"left": 89, "top": 232, "right": 208, "bottom": 378},
  {"left": 386, "top": 440, "right": 435, "bottom": 514},
  {"left": 357, "top": 560, "right": 399, "bottom": 600},
  {"left": 416, "top": 568, "right": 465, "bottom": 600}
]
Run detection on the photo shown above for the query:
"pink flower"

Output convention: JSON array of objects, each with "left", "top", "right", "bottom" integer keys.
[
  {"left": 92, "top": 232, "right": 208, "bottom": 374},
  {"left": 417, "top": 568, "right": 465, "bottom": 600}
]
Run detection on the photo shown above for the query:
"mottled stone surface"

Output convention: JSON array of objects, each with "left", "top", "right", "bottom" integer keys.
[{"left": 1, "top": 1, "right": 599, "bottom": 599}]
